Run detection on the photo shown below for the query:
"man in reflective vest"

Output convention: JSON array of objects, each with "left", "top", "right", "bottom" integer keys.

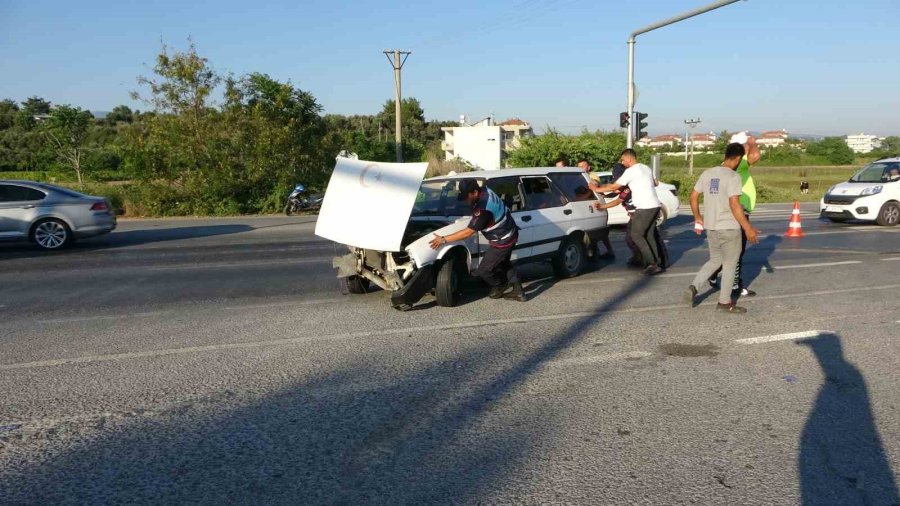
[{"left": 429, "top": 178, "right": 527, "bottom": 302}]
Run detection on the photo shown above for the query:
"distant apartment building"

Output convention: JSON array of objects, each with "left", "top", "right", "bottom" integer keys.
[
  {"left": 757, "top": 129, "right": 788, "bottom": 148},
  {"left": 845, "top": 133, "right": 884, "bottom": 154},
  {"left": 441, "top": 116, "right": 533, "bottom": 169},
  {"left": 688, "top": 132, "right": 717, "bottom": 149},
  {"left": 636, "top": 134, "right": 682, "bottom": 149}
]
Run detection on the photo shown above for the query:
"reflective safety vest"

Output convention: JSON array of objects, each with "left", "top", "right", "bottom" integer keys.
[{"left": 475, "top": 188, "right": 518, "bottom": 245}]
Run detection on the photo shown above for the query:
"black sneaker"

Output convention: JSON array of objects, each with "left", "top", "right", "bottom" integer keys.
[
  {"left": 642, "top": 265, "right": 664, "bottom": 276},
  {"left": 503, "top": 281, "right": 527, "bottom": 302},
  {"left": 708, "top": 277, "right": 719, "bottom": 290},
  {"left": 716, "top": 303, "right": 747, "bottom": 314},
  {"left": 735, "top": 287, "right": 757, "bottom": 297},
  {"left": 686, "top": 285, "right": 698, "bottom": 307},
  {"left": 489, "top": 284, "right": 508, "bottom": 299}
]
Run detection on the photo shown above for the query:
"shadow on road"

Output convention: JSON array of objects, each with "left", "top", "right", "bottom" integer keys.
[
  {"left": 0, "top": 224, "right": 254, "bottom": 259},
  {"left": 1, "top": 271, "right": 657, "bottom": 503},
  {"left": 741, "top": 234, "right": 781, "bottom": 288},
  {"left": 797, "top": 333, "right": 900, "bottom": 505}
]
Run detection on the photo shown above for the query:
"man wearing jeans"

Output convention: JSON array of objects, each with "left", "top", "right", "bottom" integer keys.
[
  {"left": 591, "top": 149, "right": 663, "bottom": 275},
  {"left": 687, "top": 143, "right": 760, "bottom": 314}
]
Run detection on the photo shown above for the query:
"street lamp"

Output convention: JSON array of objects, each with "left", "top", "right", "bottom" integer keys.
[
  {"left": 626, "top": 0, "right": 745, "bottom": 148},
  {"left": 685, "top": 118, "right": 702, "bottom": 176}
]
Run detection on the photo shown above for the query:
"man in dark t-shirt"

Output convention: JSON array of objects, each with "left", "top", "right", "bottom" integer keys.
[{"left": 429, "top": 178, "right": 526, "bottom": 302}]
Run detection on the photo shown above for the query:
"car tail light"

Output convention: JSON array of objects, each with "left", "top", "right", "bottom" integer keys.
[{"left": 90, "top": 201, "right": 109, "bottom": 211}]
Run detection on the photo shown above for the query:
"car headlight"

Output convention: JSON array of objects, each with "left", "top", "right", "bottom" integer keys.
[{"left": 860, "top": 185, "right": 883, "bottom": 196}]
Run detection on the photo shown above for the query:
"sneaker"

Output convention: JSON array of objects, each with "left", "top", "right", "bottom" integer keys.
[
  {"left": 735, "top": 287, "right": 757, "bottom": 297},
  {"left": 716, "top": 303, "right": 747, "bottom": 314},
  {"left": 708, "top": 277, "right": 719, "bottom": 290},
  {"left": 489, "top": 284, "right": 508, "bottom": 299},
  {"left": 503, "top": 281, "right": 527, "bottom": 302},
  {"left": 686, "top": 285, "right": 698, "bottom": 308},
  {"left": 642, "top": 265, "right": 664, "bottom": 276}
]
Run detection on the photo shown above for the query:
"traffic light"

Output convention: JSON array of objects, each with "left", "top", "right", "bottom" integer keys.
[
  {"left": 619, "top": 112, "right": 630, "bottom": 129},
  {"left": 633, "top": 111, "right": 649, "bottom": 140}
]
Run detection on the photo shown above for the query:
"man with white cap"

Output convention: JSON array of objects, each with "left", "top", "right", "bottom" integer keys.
[{"left": 709, "top": 131, "right": 760, "bottom": 297}]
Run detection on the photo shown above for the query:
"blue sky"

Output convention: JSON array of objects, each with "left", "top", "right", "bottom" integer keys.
[{"left": 1, "top": 0, "right": 898, "bottom": 137}]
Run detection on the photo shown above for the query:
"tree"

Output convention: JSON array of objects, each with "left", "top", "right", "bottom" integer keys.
[
  {"left": 0, "top": 99, "right": 19, "bottom": 130},
  {"left": 508, "top": 129, "right": 627, "bottom": 169},
  {"left": 807, "top": 137, "right": 855, "bottom": 165},
  {"left": 21, "top": 96, "right": 52, "bottom": 115},
  {"left": 42, "top": 105, "right": 94, "bottom": 188},
  {"left": 105, "top": 105, "right": 135, "bottom": 125}
]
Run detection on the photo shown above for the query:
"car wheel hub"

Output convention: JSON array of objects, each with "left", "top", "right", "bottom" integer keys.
[
  {"left": 35, "top": 222, "right": 66, "bottom": 248},
  {"left": 885, "top": 206, "right": 899, "bottom": 224},
  {"left": 564, "top": 245, "right": 580, "bottom": 272}
]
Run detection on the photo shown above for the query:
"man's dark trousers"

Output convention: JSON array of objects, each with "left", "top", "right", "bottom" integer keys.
[
  {"left": 474, "top": 245, "right": 518, "bottom": 287},
  {"left": 629, "top": 207, "right": 661, "bottom": 267}
]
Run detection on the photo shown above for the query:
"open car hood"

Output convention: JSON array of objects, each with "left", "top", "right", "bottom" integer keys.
[{"left": 315, "top": 158, "right": 429, "bottom": 252}]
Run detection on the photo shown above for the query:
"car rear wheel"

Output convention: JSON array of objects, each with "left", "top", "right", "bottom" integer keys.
[
  {"left": 552, "top": 235, "right": 586, "bottom": 278},
  {"left": 344, "top": 275, "right": 370, "bottom": 294},
  {"left": 435, "top": 257, "right": 462, "bottom": 307},
  {"left": 875, "top": 202, "right": 900, "bottom": 226},
  {"left": 31, "top": 219, "right": 71, "bottom": 250}
]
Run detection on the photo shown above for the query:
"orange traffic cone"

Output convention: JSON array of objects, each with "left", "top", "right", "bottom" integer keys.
[{"left": 785, "top": 201, "right": 804, "bottom": 237}]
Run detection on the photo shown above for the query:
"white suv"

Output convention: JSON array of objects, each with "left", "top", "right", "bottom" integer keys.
[
  {"left": 315, "top": 159, "right": 609, "bottom": 310},
  {"left": 820, "top": 158, "right": 900, "bottom": 226}
]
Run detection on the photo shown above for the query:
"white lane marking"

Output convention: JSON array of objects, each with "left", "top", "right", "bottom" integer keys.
[
  {"left": 147, "top": 258, "right": 329, "bottom": 271},
  {"left": 6, "top": 283, "right": 899, "bottom": 371},
  {"left": 548, "top": 351, "right": 652, "bottom": 367},
  {"left": 736, "top": 330, "right": 828, "bottom": 345},
  {"left": 773, "top": 260, "right": 861, "bottom": 270},
  {"left": 38, "top": 312, "right": 167, "bottom": 324},
  {"left": 882, "top": 257, "right": 900, "bottom": 261}
]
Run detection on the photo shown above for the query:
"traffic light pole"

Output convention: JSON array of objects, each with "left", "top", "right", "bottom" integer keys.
[{"left": 626, "top": 0, "right": 744, "bottom": 148}]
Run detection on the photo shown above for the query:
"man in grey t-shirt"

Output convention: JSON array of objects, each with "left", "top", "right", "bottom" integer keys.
[{"left": 686, "top": 143, "right": 760, "bottom": 314}]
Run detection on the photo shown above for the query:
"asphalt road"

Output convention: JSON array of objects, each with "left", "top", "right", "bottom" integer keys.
[{"left": 1, "top": 203, "right": 899, "bottom": 505}]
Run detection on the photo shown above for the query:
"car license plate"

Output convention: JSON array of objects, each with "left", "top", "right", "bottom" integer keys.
[{"left": 825, "top": 206, "right": 841, "bottom": 213}]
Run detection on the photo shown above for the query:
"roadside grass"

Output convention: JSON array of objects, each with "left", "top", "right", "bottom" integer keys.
[{"left": 661, "top": 165, "right": 857, "bottom": 203}]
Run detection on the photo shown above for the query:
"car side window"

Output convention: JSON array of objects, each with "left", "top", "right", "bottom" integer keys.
[
  {"left": 549, "top": 173, "right": 597, "bottom": 202},
  {"left": 0, "top": 184, "right": 46, "bottom": 202},
  {"left": 522, "top": 176, "right": 566, "bottom": 210},
  {"left": 484, "top": 176, "right": 525, "bottom": 212}
]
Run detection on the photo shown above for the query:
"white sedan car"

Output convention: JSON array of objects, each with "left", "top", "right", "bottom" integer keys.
[
  {"left": 315, "top": 159, "right": 610, "bottom": 310},
  {"left": 590, "top": 171, "right": 680, "bottom": 226}
]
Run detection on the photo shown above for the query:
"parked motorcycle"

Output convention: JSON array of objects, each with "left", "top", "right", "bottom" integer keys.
[{"left": 284, "top": 184, "right": 323, "bottom": 215}]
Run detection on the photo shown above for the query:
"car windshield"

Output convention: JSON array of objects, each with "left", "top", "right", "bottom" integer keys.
[
  {"left": 849, "top": 162, "right": 899, "bottom": 183},
  {"left": 411, "top": 179, "right": 478, "bottom": 217}
]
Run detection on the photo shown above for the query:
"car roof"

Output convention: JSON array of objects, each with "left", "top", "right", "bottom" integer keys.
[
  {"left": 874, "top": 157, "right": 900, "bottom": 163},
  {"left": 426, "top": 167, "right": 584, "bottom": 181}
]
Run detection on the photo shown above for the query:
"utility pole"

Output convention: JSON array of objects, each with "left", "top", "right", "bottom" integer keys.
[
  {"left": 626, "top": 0, "right": 744, "bottom": 148},
  {"left": 383, "top": 49, "right": 412, "bottom": 162},
  {"left": 684, "top": 118, "right": 702, "bottom": 176}
]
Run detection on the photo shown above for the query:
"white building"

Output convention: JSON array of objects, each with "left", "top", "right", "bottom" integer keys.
[
  {"left": 441, "top": 116, "right": 533, "bottom": 169},
  {"left": 687, "top": 132, "right": 717, "bottom": 149},
  {"left": 757, "top": 129, "right": 788, "bottom": 148},
  {"left": 845, "top": 133, "right": 884, "bottom": 154},
  {"left": 639, "top": 134, "right": 682, "bottom": 149}
]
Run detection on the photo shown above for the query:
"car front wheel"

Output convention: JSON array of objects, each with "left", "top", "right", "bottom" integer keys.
[
  {"left": 344, "top": 275, "right": 370, "bottom": 294},
  {"left": 31, "top": 219, "right": 71, "bottom": 250},
  {"left": 875, "top": 202, "right": 900, "bottom": 226},
  {"left": 655, "top": 208, "right": 667, "bottom": 227},
  {"left": 552, "top": 235, "right": 586, "bottom": 278},
  {"left": 435, "top": 257, "right": 462, "bottom": 307}
]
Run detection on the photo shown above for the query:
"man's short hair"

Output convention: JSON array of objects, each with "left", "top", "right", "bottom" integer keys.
[
  {"left": 724, "top": 143, "right": 746, "bottom": 160},
  {"left": 576, "top": 158, "right": 589, "bottom": 165},
  {"left": 554, "top": 157, "right": 569, "bottom": 166},
  {"left": 619, "top": 149, "right": 637, "bottom": 160},
  {"left": 456, "top": 178, "right": 481, "bottom": 200}
]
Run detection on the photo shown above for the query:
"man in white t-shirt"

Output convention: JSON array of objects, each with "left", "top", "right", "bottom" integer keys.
[{"left": 591, "top": 149, "right": 664, "bottom": 275}]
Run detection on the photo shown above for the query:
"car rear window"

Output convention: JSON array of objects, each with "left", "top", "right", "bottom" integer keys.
[
  {"left": 0, "top": 184, "right": 47, "bottom": 202},
  {"left": 36, "top": 183, "right": 85, "bottom": 198}
]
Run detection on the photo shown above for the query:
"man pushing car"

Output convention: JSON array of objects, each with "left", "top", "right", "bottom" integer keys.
[{"left": 428, "top": 178, "right": 527, "bottom": 302}]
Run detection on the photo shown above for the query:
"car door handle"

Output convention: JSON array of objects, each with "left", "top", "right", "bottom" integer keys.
[
  {"left": 563, "top": 209, "right": 572, "bottom": 215},
  {"left": 521, "top": 215, "right": 532, "bottom": 222}
]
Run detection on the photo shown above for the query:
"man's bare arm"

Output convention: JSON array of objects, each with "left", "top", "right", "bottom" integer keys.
[
  {"left": 591, "top": 182, "right": 622, "bottom": 193},
  {"left": 746, "top": 137, "right": 761, "bottom": 165},
  {"left": 429, "top": 227, "right": 476, "bottom": 249}
]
